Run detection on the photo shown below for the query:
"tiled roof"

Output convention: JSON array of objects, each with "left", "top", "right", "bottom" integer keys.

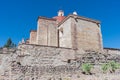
[
  {"left": 53, "top": 16, "right": 66, "bottom": 22},
  {"left": 58, "top": 14, "right": 100, "bottom": 27},
  {"left": 38, "top": 16, "right": 56, "bottom": 21}
]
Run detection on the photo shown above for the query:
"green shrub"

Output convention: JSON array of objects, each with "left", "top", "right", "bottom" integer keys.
[
  {"left": 81, "top": 63, "right": 93, "bottom": 75},
  {"left": 101, "top": 61, "right": 120, "bottom": 73},
  {"left": 109, "top": 61, "right": 120, "bottom": 73},
  {"left": 116, "top": 62, "right": 120, "bottom": 68},
  {"left": 101, "top": 63, "right": 110, "bottom": 73}
]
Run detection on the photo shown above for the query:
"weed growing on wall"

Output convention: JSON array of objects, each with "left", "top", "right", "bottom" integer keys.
[{"left": 81, "top": 63, "right": 93, "bottom": 75}]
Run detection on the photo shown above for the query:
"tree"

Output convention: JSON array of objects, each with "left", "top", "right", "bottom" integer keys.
[{"left": 4, "top": 38, "right": 16, "bottom": 48}]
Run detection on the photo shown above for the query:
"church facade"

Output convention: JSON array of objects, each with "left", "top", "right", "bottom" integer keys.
[{"left": 28, "top": 10, "right": 103, "bottom": 51}]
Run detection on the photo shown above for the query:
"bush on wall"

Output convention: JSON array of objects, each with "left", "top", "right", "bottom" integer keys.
[
  {"left": 81, "top": 63, "right": 93, "bottom": 75},
  {"left": 101, "top": 61, "right": 120, "bottom": 73}
]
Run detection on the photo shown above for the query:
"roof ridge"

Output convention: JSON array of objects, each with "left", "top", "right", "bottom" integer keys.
[
  {"left": 58, "top": 14, "right": 100, "bottom": 27},
  {"left": 37, "top": 16, "right": 56, "bottom": 21}
]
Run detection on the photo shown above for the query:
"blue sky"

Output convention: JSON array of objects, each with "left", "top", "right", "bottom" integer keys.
[{"left": 0, "top": 0, "right": 120, "bottom": 48}]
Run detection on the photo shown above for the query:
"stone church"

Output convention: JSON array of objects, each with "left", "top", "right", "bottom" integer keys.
[{"left": 28, "top": 10, "right": 103, "bottom": 51}]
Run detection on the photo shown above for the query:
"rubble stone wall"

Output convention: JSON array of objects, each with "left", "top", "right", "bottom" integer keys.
[
  {"left": 104, "top": 48, "right": 120, "bottom": 55},
  {"left": 0, "top": 45, "right": 120, "bottom": 80},
  {"left": 17, "top": 44, "right": 76, "bottom": 66}
]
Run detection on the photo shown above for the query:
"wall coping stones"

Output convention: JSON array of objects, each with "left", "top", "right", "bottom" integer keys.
[
  {"left": 19, "top": 44, "right": 73, "bottom": 50},
  {"left": 104, "top": 47, "right": 120, "bottom": 51}
]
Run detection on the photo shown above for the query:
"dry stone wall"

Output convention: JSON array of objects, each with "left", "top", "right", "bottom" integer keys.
[
  {"left": 0, "top": 48, "right": 16, "bottom": 80},
  {"left": 17, "top": 44, "right": 76, "bottom": 66},
  {"left": 104, "top": 48, "right": 120, "bottom": 55},
  {"left": 0, "top": 45, "right": 120, "bottom": 80}
]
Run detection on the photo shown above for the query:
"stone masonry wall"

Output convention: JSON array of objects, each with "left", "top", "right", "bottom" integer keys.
[
  {"left": 15, "top": 44, "right": 120, "bottom": 68},
  {"left": 0, "top": 48, "right": 16, "bottom": 80},
  {"left": 104, "top": 48, "right": 120, "bottom": 55},
  {"left": 30, "top": 30, "right": 37, "bottom": 44},
  {"left": 17, "top": 44, "right": 76, "bottom": 66},
  {"left": 0, "top": 45, "right": 120, "bottom": 80},
  {"left": 59, "top": 17, "right": 72, "bottom": 48},
  {"left": 36, "top": 18, "right": 58, "bottom": 47},
  {"left": 59, "top": 16, "right": 103, "bottom": 51},
  {"left": 71, "top": 17, "right": 103, "bottom": 51}
]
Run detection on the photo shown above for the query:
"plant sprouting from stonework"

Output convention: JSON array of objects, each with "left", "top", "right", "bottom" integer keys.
[
  {"left": 109, "top": 61, "right": 120, "bottom": 73},
  {"left": 101, "top": 61, "right": 120, "bottom": 73},
  {"left": 81, "top": 63, "right": 93, "bottom": 75},
  {"left": 101, "top": 63, "right": 110, "bottom": 73}
]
